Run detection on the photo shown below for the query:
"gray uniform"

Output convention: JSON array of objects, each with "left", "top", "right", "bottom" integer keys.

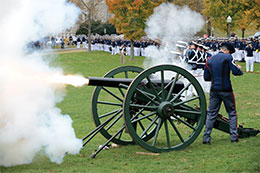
[{"left": 203, "top": 92, "right": 238, "bottom": 142}]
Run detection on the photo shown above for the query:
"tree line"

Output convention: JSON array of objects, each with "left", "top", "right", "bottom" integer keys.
[
  {"left": 71, "top": 0, "right": 260, "bottom": 58},
  {"left": 106, "top": 0, "right": 259, "bottom": 59}
]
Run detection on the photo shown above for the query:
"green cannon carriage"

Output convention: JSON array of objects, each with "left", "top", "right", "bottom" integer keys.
[{"left": 82, "top": 64, "right": 259, "bottom": 158}]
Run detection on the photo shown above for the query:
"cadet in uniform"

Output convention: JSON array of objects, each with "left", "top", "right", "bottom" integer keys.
[
  {"left": 203, "top": 42, "right": 243, "bottom": 144},
  {"left": 76, "top": 36, "right": 81, "bottom": 48},
  {"left": 245, "top": 42, "right": 254, "bottom": 72},
  {"left": 186, "top": 42, "right": 200, "bottom": 70}
]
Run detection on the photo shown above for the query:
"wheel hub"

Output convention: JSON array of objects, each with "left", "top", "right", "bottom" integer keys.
[{"left": 158, "top": 102, "right": 174, "bottom": 119}]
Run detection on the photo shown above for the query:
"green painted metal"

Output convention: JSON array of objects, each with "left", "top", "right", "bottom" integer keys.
[
  {"left": 213, "top": 114, "right": 260, "bottom": 138},
  {"left": 91, "top": 66, "right": 143, "bottom": 145},
  {"left": 123, "top": 64, "right": 207, "bottom": 152},
  {"left": 157, "top": 102, "right": 175, "bottom": 119}
]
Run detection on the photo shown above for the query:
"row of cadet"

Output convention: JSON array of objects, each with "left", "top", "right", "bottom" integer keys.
[
  {"left": 183, "top": 37, "right": 259, "bottom": 72},
  {"left": 76, "top": 37, "right": 160, "bottom": 57},
  {"left": 52, "top": 35, "right": 259, "bottom": 71},
  {"left": 193, "top": 37, "right": 260, "bottom": 63},
  {"left": 174, "top": 41, "right": 256, "bottom": 72},
  {"left": 51, "top": 35, "right": 159, "bottom": 56},
  {"left": 68, "top": 35, "right": 260, "bottom": 64}
]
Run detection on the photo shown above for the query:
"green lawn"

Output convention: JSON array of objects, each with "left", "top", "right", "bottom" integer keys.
[{"left": 1, "top": 51, "right": 260, "bottom": 172}]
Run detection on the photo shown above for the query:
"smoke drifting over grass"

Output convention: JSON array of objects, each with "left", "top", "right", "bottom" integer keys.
[{"left": 0, "top": 0, "right": 82, "bottom": 167}]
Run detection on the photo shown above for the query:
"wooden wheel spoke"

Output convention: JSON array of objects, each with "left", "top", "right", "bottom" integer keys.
[
  {"left": 138, "top": 121, "right": 147, "bottom": 136},
  {"left": 171, "top": 114, "right": 196, "bottom": 131},
  {"left": 118, "top": 87, "right": 125, "bottom": 97},
  {"left": 131, "top": 111, "right": 157, "bottom": 123},
  {"left": 164, "top": 120, "right": 171, "bottom": 148},
  {"left": 140, "top": 116, "right": 159, "bottom": 138},
  {"left": 129, "top": 101, "right": 154, "bottom": 121},
  {"left": 174, "top": 109, "right": 201, "bottom": 122},
  {"left": 160, "top": 71, "right": 166, "bottom": 100},
  {"left": 117, "top": 122, "right": 126, "bottom": 140},
  {"left": 173, "top": 96, "right": 200, "bottom": 107},
  {"left": 168, "top": 119, "right": 184, "bottom": 143},
  {"left": 98, "top": 108, "right": 122, "bottom": 119},
  {"left": 166, "top": 73, "right": 180, "bottom": 101},
  {"left": 140, "top": 112, "right": 158, "bottom": 125},
  {"left": 174, "top": 109, "right": 201, "bottom": 115},
  {"left": 97, "top": 101, "right": 122, "bottom": 107},
  {"left": 134, "top": 88, "right": 160, "bottom": 105},
  {"left": 118, "top": 129, "right": 123, "bottom": 140},
  {"left": 105, "top": 113, "right": 123, "bottom": 131},
  {"left": 146, "top": 76, "right": 162, "bottom": 102},
  {"left": 102, "top": 87, "right": 123, "bottom": 102},
  {"left": 152, "top": 118, "right": 162, "bottom": 146},
  {"left": 179, "top": 104, "right": 200, "bottom": 112},
  {"left": 125, "top": 71, "right": 128, "bottom": 78},
  {"left": 82, "top": 110, "right": 121, "bottom": 145},
  {"left": 129, "top": 104, "right": 157, "bottom": 110},
  {"left": 169, "top": 82, "right": 192, "bottom": 103}
]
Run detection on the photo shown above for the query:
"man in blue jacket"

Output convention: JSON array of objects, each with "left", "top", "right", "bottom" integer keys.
[{"left": 203, "top": 42, "right": 243, "bottom": 144}]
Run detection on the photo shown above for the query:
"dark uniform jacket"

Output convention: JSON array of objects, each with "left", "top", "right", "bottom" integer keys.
[
  {"left": 204, "top": 52, "right": 243, "bottom": 92},
  {"left": 245, "top": 46, "right": 254, "bottom": 57}
]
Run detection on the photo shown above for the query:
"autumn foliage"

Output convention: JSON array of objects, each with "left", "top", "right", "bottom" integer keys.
[
  {"left": 203, "top": 0, "right": 260, "bottom": 36},
  {"left": 106, "top": 0, "right": 166, "bottom": 41}
]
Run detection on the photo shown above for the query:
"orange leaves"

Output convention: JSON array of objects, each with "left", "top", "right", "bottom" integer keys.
[
  {"left": 107, "top": 0, "right": 166, "bottom": 40},
  {"left": 106, "top": 0, "right": 120, "bottom": 12},
  {"left": 132, "top": 0, "right": 144, "bottom": 8},
  {"left": 171, "top": 0, "right": 203, "bottom": 13},
  {"left": 203, "top": 0, "right": 260, "bottom": 33}
]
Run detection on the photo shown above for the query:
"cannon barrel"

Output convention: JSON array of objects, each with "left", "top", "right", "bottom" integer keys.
[
  {"left": 87, "top": 77, "right": 133, "bottom": 87},
  {"left": 87, "top": 76, "right": 184, "bottom": 92}
]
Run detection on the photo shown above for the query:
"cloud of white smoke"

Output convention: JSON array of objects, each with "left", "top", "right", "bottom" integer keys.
[
  {"left": 144, "top": 2, "right": 205, "bottom": 68},
  {"left": 0, "top": 0, "right": 82, "bottom": 167},
  {"left": 145, "top": 3, "right": 204, "bottom": 44},
  {"left": 143, "top": 3, "right": 210, "bottom": 92}
]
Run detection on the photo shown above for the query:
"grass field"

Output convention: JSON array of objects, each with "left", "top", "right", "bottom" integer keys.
[{"left": 1, "top": 51, "right": 260, "bottom": 172}]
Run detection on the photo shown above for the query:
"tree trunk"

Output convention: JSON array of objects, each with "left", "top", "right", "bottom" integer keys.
[
  {"left": 206, "top": 17, "right": 211, "bottom": 37},
  {"left": 88, "top": 13, "right": 91, "bottom": 52},
  {"left": 130, "top": 40, "right": 135, "bottom": 61},
  {"left": 241, "top": 28, "right": 245, "bottom": 38}
]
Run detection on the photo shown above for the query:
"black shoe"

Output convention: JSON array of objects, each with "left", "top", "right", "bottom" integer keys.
[
  {"left": 231, "top": 139, "right": 239, "bottom": 143},
  {"left": 203, "top": 141, "right": 211, "bottom": 145}
]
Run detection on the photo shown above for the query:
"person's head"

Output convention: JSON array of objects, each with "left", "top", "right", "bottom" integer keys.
[
  {"left": 197, "top": 44, "right": 203, "bottom": 51},
  {"left": 220, "top": 42, "right": 235, "bottom": 54},
  {"left": 190, "top": 42, "right": 197, "bottom": 49}
]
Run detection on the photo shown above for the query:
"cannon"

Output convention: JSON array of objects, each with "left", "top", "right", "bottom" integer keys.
[{"left": 82, "top": 65, "right": 259, "bottom": 158}]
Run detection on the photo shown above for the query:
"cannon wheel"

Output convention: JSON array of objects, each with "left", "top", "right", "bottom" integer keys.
[
  {"left": 123, "top": 64, "right": 207, "bottom": 152},
  {"left": 92, "top": 66, "right": 151, "bottom": 145}
]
